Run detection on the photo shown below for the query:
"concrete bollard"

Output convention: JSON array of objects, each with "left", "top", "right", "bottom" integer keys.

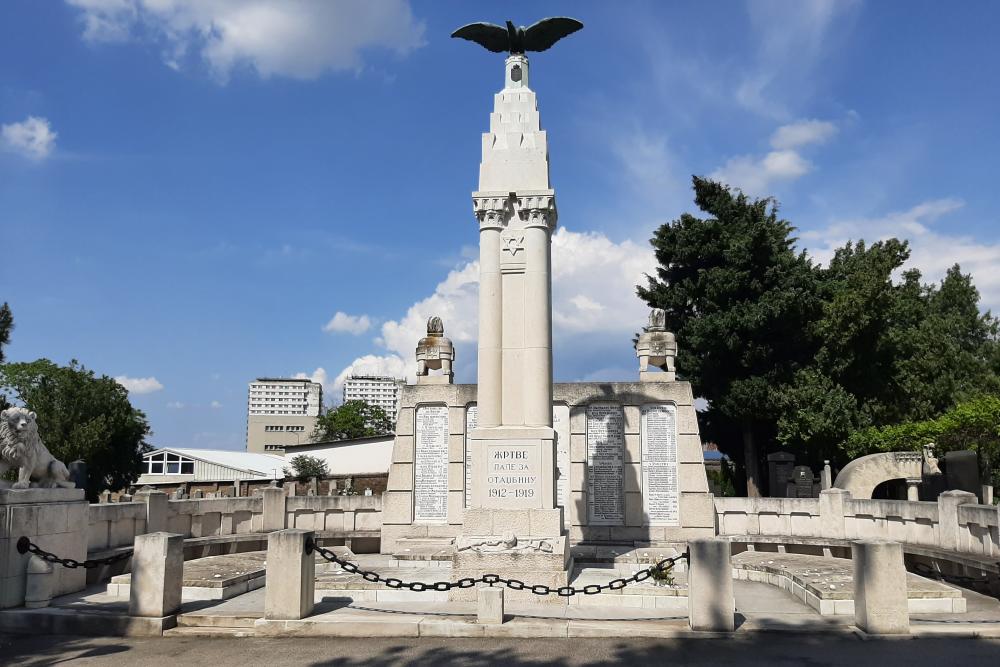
[
  {"left": 937, "top": 490, "right": 978, "bottom": 551},
  {"left": 261, "top": 487, "right": 287, "bottom": 532},
  {"left": 477, "top": 586, "right": 504, "bottom": 624},
  {"left": 687, "top": 538, "right": 735, "bottom": 632},
  {"left": 129, "top": 532, "right": 184, "bottom": 618},
  {"left": 137, "top": 489, "right": 168, "bottom": 534},
  {"left": 852, "top": 539, "right": 909, "bottom": 635},
  {"left": 264, "top": 529, "right": 315, "bottom": 620},
  {"left": 24, "top": 555, "right": 55, "bottom": 609}
]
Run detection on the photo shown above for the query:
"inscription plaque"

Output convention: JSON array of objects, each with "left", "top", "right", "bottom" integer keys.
[
  {"left": 641, "top": 404, "right": 679, "bottom": 526},
  {"left": 553, "top": 404, "right": 570, "bottom": 517},
  {"left": 586, "top": 403, "right": 625, "bottom": 525},
  {"left": 465, "top": 404, "right": 478, "bottom": 507},
  {"left": 414, "top": 405, "right": 449, "bottom": 522},
  {"left": 485, "top": 444, "right": 539, "bottom": 502}
]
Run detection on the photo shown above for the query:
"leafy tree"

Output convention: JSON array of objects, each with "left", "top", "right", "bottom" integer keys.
[
  {"left": 637, "top": 177, "right": 821, "bottom": 495},
  {"left": 0, "top": 359, "right": 151, "bottom": 500},
  {"left": 284, "top": 454, "right": 329, "bottom": 479},
  {"left": 311, "top": 399, "right": 393, "bottom": 442},
  {"left": 0, "top": 302, "right": 12, "bottom": 364},
  {"left": 844, "top": 395, "right": 1000, "bottom": 490}
]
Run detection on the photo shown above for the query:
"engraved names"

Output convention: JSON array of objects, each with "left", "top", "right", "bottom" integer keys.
[
  {"left": 586, "top": 403, "right": 625, "bottom": 525},
  {"left": 413, "top": 405, "right": 449, "bottom": 522},
  {"left": 641, "top": 404, "right": 679, "bottom": 526}
]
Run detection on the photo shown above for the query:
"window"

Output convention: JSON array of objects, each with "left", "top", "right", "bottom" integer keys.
[{"left": 145, "top": 451, "right": 196, "bottom": 476}]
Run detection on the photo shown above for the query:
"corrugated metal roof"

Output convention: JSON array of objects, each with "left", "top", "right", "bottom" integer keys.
[{"left": 145, "top": 448, "right": 286, "bottom": 476}]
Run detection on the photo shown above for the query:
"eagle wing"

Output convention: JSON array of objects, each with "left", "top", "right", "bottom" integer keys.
[
  {"left": 451, "top": 22, "right": 510, "bottom": 53},
  {"left": 523, "top": 17, "right": 583, "bottom": 52}
]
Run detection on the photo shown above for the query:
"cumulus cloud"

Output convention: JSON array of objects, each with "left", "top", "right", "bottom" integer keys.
[
  {"left": 66, "top": 0, "right": 426, "bottom": 81},
  {"left": 711, "top": 118, "right": 838, "bottom": 195},
  {"left": 115, "top": 375, "right": 164, "bottom": 394},
  {"left": 166, "top": 401, "right": 185, "bottom": 409},
  {"left": 322, "top": 311, "right": 371, "bottom": 335},
  {"left": 1, "top": 116, "right": 57, "bottom": 160},
  {"left": 331, "top": 227, "right": 656, "bottom": 388},
  {"left": 770, "top": 119, "right": 837, "bottom": 150},
  {"left": 801, "top": 198, "right": 1000, "bottom": 310}
]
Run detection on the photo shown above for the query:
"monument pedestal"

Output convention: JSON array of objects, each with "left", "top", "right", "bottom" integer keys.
[
  {"left": 451, "top": 529, "right": 571, "bottom": 604},
  {"left": 0, "top": 488, "right": 88, "bottom": 608}
]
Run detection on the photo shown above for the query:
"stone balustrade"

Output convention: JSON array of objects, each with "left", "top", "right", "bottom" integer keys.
[
  {"left": 715, "top": 491, "right": 1000, "bottom": 561},
  {"left": 86, "top": 493, "right": 384, "bottom": 558}
]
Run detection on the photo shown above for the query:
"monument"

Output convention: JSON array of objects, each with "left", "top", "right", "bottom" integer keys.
[{"left": 380, "top": 18, "right": 714, "bottom": 602}]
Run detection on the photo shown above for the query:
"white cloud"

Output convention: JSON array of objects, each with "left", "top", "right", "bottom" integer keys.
[
  {"left": 115, "top": 375, "right": 164, "bottom": 394},
  {"left": 66, "top": 0, "right": 425, "bottom": 81},
  {"left": 802, "top": 198, "right": 1000, "bottom": 310},
  {"left": 322, "top": 311, "right": 371, "bottom": 335},
  {"left": 332, "top": 227, "right": 656, "bottom": 388},
  {"left": 166, "top": 401, "right": 185, "bottom": 409},
  {"left": 210, "top": 400, "right": 222, "bottom": 409},
  {"left": 711, "top": 119, "right": 838, "bottom": 196},
  {"left": 770, "top": 119, "right": 837, "bottom": 150},
  {"left": 1, "top": 116, "right": 57, "bottom": 160}
]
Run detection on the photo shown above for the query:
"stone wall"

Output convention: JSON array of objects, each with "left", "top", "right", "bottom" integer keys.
[
  {"left": 715, "top": 491, "right": 1000, "bottom": 561},
  {"left": 382, "top": 381, "right": 715, "bottom": 552}
]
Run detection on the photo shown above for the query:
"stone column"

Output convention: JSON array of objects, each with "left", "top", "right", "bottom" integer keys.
[
  {"left": 852, "top": 539, "right": 909, "bottom": 634},
  {"left": 261, "top": 486, "right": 286, "bottom": 532},
  {"left": 687, "top": 538, "right": 735, "bottom": 632},
  {"left": 129, "top": 532, "right": 183, "bottom": 618},
  {"left": 937, "top": 489, "right": 977, "bottom": 551},
  {"left": 24, "top": 556, "right": 55, "bottom": 609},
  {"left": 137, "top": 489, "right": 168, "bottom": 534},
  {"left": 522, "top": 209, "right": 553, "bottom": 428},
  {"left": 264, "top": 529, "right": 315, "bottom": 620},
  {"left": 477, "top": 204, "right": 504, "bottom": 429},
  {"left": 906, "top": 479, "right": 921, "bottom": 502}
]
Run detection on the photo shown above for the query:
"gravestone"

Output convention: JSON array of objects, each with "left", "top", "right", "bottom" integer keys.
[{"left": 768, "top": 451, "right": 796, "bottom": 498}]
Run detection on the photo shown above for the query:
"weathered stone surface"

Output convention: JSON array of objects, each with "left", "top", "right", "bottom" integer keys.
[
  {"left": 477, "top": 585, "right": 504, "bottom": 624},
  {"left": 129, "top": 532, "right": 183, "bottom": 618},
  {"left": 852, "top": 539, "right": 909, "bottom": 634},
  {"left": 687, "top": 538, "right": 734, "bottom": 631},
  {"left": 264, "top": 529, "right": 314, "bottom": 621}
]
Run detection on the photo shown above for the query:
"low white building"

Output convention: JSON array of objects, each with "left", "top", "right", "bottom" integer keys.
[
  {"left": 137, "top": 447, "right": 286, "bottom": 486},
  {"left": 282, "top": 434, "right": 394, "bottom": 477}
]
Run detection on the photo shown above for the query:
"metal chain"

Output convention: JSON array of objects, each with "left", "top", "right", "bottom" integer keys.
[
  {"left": 16, "top": 536, "right": 133, "bottom": 570},
  {"left": 307, "top": 539, "right": 686, "bottom": 596}
]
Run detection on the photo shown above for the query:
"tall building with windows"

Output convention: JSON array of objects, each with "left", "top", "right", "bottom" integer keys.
[
  {"left": 343, "top": 375, "right": 404, "bottom": 421},
  {"left": 246, "top": 377, "right": 322, "bottom": 453}
]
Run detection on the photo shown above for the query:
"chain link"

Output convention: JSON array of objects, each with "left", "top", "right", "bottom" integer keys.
[
  {"left": 308, "top": 538, "right": 685, "bottom": 597},
  {"left": 17, "top": 536, "right": 133, "bottom": 570}
]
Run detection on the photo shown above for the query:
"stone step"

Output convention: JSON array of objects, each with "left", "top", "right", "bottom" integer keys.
[
  {"left": 163, "top": 625, "right": 256, "bottom": 638},
  {"left": 177, "top": 613, "right": 259, "bottom": 628}
]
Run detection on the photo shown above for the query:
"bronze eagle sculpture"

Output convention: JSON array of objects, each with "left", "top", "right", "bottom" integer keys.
[{"left": 451, "top": 18, "right": 583, "bottom": 55}]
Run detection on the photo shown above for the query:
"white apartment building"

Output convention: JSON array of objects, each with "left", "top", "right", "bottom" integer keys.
[
  {"left": 343, "top": 375, "right": 404, "bottom": 421},
  {"left": 246, "top": 377, "right": 322, "bottom": 453}
]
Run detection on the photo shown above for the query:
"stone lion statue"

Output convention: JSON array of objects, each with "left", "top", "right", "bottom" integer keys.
[{"left": 0, "top": 407, "right": 75, "bottom": 489}]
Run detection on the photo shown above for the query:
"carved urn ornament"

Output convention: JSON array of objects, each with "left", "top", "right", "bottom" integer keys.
[
  {"left": 636, "top": 308, "right": 677, "bottom": 380},
  {"left": 415, "top": 316, "right": 455, "bottom": 383}
]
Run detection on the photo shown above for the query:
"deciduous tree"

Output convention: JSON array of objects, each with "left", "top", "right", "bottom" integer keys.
[{"left": 311, "top": 399, "right": 393, "bottom": 442}]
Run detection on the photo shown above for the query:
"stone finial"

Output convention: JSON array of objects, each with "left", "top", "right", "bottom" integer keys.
[
  {"left": 648, "top": 308, "right": 667, "bottom": 331},
  {"left": 416, "top": 315, "right": 455, "bottom": 384},
  {"left": 636, "top": 309, "right": 677, "bottom": 382}
]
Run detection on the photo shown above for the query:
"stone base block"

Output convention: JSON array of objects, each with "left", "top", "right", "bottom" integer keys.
[
  {"left": 453, "top": 535, "right": 571, "bottom": 571},
  {"left": 639, "top": 371, "right": 675, "bottom": 382},
  {"left": 416, "top": 375, "right": 452, "bottom": 385},
  {"left": 463, "top": 508, "right": 563, "bottom": 537},
  {"left": 449, "top": 569, "right": 571, "bottom": 604}
]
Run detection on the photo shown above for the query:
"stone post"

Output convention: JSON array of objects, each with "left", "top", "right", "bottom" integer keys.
[
  {"left": 982, "top": 484, "right": 994, "bottom": 506},
  {"left": 687, "top": 538, "right": 735, "bottom": 632},
  {"left": 264, "top": 529, "right": 315, "bottom": 620},
  {"left": 821, "top": 460, "right": 832, "bottom": 490},
  {"left": 477, "top": 586, "right": 504, "bottom": 624},
  {"left": 906, "top": 479, "right": 921, "bottom": 502},
  {"left": 819, "top": 488, "right": 849, "bottom": 540},
  {"left": 852, "top": 539, "right": 909, "bottom": 635},
  {"left": 129, "top": 532, "right": 184, "bottom": 618},
  {"left": 937, "top": 489, "right": 977, "bottom": 551},
  {"left": 136, "top": 489, "right": 168, "bottom": 534},
  {"left": 24, "top": 555, "right": 55, "bottom": 609},
  {"left": 233, "top": 480, "right": 241, "bottom": 498},
  {"left": 261, "top": 486, "right": 286, "bottom": 532}
]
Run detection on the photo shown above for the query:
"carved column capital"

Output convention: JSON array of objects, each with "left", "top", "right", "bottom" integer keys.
[
  {"left": 516, "top": 193, "right": 557, "bottom": 230},
  {"left": 473, "top": 196, "right": 511, "bottom": 231}
]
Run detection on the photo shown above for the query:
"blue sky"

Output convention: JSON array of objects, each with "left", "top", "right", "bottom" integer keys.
[{"left": 3, "top": 1, "right": 999, "bottom": 451}]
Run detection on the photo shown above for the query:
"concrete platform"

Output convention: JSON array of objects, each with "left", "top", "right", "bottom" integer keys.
[{"left": 733, "top": 551, "right": 967, "bottom": 615}]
